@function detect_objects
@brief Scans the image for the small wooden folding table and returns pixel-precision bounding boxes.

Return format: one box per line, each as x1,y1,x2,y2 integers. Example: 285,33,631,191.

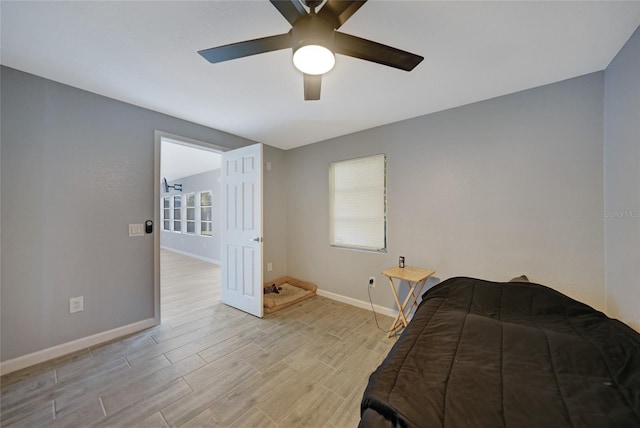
382,265,436,337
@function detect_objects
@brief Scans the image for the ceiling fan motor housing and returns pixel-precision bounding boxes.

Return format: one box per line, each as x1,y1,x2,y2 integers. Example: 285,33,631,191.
292,13,335,54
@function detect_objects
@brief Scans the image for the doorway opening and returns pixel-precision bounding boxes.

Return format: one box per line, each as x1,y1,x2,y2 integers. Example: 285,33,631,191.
160,249,220,324
155,132,225,324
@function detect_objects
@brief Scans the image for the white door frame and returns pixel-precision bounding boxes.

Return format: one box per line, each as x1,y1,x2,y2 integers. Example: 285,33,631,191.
153,130,229,324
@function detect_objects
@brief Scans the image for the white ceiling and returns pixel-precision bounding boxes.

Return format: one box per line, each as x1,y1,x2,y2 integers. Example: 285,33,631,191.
161,138,221,182
2,1,639,150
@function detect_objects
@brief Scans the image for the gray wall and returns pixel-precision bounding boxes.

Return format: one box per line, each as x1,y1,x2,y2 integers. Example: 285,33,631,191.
0,66,288,362
285,72,605,312
161,169,222,263
604,26,640,331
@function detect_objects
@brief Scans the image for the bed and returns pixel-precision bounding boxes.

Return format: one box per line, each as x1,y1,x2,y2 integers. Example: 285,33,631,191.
359,277,640,427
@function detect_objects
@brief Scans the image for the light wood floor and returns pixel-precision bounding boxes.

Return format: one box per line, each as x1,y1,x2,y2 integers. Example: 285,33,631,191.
0,250,396,427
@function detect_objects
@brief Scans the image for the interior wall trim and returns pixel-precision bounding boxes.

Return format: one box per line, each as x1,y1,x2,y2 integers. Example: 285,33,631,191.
316,288,398,318
160,246,220,265
0,318,156,376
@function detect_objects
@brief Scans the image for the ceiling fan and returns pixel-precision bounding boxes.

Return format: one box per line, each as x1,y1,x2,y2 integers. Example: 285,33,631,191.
198,0,424,100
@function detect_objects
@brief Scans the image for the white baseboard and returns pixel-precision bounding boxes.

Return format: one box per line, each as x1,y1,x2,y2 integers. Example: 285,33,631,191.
0,291,393,376
316,289,398,318
0,318,157,376
161,246,220,265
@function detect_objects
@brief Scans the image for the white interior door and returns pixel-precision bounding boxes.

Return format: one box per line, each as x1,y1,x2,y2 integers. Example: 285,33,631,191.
221,143,263,317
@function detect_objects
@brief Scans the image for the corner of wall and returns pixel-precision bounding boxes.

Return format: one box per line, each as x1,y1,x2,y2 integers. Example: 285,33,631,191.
602,25,640,329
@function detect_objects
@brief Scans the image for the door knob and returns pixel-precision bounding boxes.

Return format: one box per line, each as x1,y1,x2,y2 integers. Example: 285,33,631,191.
251,237,263,242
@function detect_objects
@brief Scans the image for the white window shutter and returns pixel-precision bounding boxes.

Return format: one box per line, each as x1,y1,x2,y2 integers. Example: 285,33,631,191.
330,154,386,252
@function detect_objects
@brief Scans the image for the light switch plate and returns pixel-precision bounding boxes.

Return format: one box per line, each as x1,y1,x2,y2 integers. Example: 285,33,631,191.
129,224,144,237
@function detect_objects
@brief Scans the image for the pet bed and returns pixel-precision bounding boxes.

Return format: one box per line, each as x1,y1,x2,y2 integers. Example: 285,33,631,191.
263,276,317,314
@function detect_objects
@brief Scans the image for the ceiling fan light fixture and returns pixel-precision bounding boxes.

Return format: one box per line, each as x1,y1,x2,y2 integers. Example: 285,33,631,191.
199,0,423,100
293,44,335,75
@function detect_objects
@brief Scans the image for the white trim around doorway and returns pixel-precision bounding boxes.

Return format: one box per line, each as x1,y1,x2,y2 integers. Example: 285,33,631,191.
153,130,228,324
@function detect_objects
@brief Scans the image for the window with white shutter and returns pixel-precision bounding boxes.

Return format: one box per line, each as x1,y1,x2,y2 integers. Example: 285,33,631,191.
329,154,386,252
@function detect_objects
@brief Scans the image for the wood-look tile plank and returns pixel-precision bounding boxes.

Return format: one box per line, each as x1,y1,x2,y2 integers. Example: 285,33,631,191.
250,322,306,351
248,326,280,350
0,370,56,415
254,359,334,423
2,356,128,422
50,396,105,428
54,354,171,415
151,322,210,344
277,385,343,427
165,307,221,329
134,411,170,428
90,378,192,427
55,355,131,385
125,330,206,367
197,328,261,363
364,333,397,357
295,303,337,326
325,311,371,339
1,399,54,427
101,354,205,414
182,343,262,391
164,324,258,364
246,333,310,372
322,344,381,399
208,365,292,426
282,333,340,371
0,349,89,389
157,308,243,341
324,381,366,428
178,409,224,428
161,363,259,427
354,313,396,338
162,281,216,298
228,407,276,428
317,331,369,369
162,298,218,320
1,395,55,426
89,331,157,361
278,319,323,339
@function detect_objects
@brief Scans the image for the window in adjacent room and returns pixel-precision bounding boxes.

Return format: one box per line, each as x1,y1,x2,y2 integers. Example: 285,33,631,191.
162,197,171,231
173,195,182,232
185,193,196,234
200,191,212,236
329,154,386,252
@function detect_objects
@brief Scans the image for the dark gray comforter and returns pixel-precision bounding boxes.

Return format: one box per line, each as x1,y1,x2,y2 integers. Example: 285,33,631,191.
359,277,640,427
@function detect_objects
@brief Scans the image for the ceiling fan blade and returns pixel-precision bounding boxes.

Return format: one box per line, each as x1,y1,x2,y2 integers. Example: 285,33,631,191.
333,32,423,71
304,74,321,100
270,0,307,26
198,33,291,63
318,0,367,29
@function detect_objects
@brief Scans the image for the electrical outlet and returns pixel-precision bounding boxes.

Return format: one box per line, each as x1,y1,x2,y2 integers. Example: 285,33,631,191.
70,296,83,314
369,276,376,287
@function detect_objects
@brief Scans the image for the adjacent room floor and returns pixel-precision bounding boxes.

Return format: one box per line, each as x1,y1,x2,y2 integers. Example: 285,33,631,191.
0,250,396,427
160,249,221,324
